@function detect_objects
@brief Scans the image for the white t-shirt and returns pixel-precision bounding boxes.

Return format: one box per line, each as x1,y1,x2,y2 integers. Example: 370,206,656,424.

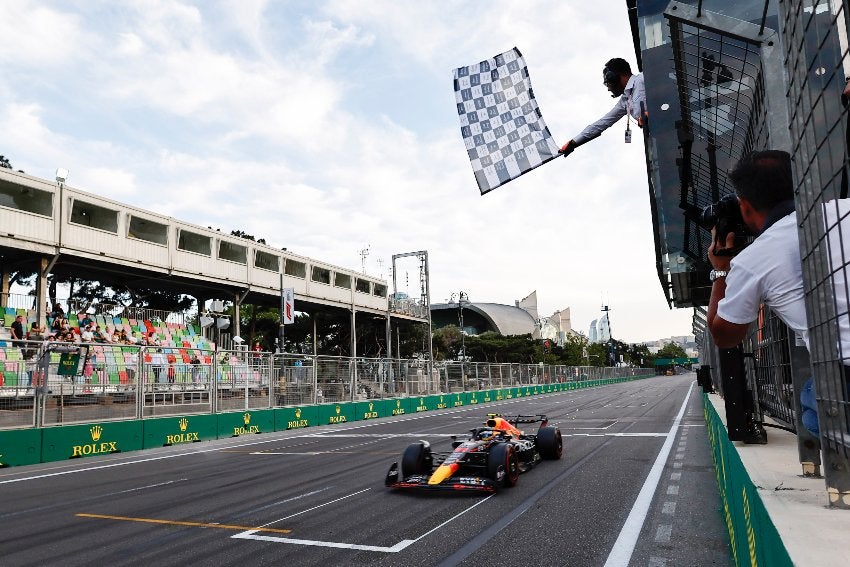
824,199,850,362
717,212,809,348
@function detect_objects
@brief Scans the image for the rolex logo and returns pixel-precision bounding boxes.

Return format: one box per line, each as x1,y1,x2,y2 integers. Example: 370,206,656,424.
179,418,189,432
90,425,103,442
369,403,374,412
243,412,251,425
440,396,444,403
420,398,424,405
396,400,401,408
335,405,341,415
295,408,302,419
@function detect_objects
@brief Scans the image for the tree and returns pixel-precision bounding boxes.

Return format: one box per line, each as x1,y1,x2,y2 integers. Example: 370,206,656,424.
0,154,11,169
655,341,688,360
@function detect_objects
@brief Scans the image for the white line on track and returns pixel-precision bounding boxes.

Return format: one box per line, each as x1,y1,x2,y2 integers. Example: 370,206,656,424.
603,380,695,567
232,493,495,553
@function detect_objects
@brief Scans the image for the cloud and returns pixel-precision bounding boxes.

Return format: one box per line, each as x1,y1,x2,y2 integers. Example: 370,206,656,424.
0,1,693,343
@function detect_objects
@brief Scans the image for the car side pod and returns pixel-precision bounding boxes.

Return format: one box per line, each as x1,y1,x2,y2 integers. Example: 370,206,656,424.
385,462,400,486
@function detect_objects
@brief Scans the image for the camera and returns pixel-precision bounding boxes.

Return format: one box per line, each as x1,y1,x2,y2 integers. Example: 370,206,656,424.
699,193,753,256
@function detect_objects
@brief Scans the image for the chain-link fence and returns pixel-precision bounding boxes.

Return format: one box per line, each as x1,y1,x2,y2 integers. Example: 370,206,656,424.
0,340,652,430
778,0,850,504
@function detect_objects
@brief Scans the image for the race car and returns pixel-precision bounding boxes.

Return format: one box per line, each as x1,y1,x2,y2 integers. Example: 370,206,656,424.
385,413,563,493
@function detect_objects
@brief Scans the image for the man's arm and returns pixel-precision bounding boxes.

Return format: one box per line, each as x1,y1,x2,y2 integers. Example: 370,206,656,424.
560,98,628,156
707,230,750,348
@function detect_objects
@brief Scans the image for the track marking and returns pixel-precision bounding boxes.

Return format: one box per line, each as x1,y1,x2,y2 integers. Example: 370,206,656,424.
232,493,495,553
603,381,695,567
76,513,292,534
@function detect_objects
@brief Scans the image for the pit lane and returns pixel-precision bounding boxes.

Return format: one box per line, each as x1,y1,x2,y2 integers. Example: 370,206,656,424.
0,374,731,566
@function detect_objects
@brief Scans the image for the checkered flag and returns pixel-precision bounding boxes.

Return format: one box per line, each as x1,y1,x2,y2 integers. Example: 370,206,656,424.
454,47,560,195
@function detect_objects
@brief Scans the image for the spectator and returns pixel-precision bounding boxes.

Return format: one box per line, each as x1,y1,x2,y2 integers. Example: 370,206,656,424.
10,315,25,346
80,323,94,342
50,315,67,336
147,331,160,346
93,325,109,343
25,322,45,360
190,353,202,383
49,302,65,319
79,313,93,329
119,329,129,344
152,348,166,383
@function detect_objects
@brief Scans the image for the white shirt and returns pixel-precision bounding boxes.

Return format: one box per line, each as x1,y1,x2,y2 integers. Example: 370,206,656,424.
717,213,809,348
823,199,850,362
573,72,645,146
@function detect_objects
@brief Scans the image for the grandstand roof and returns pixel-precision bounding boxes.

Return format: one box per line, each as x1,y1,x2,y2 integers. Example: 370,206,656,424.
431,302,537,336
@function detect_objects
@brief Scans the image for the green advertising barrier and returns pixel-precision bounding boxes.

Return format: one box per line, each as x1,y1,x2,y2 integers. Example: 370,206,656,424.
41,420,143,462
431,394,450,410
0,428,42,466
467,390,482,405
218,409,274,438
387,397,411,416
480,389,494,403
356,399,391,420
275,405,319,431
493,388,506,401
317,402,356,425
703,393,793,567
411,395,433,412
143,414,218,448
450,391,467,408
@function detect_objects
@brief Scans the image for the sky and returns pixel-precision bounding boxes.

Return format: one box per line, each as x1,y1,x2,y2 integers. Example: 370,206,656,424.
0,0,694,344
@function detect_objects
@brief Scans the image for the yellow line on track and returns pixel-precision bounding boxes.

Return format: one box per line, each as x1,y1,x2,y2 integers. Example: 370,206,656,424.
76,513,291,534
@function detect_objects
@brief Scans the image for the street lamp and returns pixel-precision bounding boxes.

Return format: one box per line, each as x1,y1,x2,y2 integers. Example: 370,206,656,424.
450,291,468,363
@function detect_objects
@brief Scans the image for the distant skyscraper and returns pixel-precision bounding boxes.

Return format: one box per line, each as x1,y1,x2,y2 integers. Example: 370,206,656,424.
598,314,611,343
588,319,598,343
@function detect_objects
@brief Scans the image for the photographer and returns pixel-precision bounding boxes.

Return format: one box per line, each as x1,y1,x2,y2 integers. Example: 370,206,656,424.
706,151,816,434
706,150,807,347
559,58,645,157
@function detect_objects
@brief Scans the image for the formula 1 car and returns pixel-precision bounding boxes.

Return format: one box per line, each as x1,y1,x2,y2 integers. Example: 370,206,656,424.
385,413,563,493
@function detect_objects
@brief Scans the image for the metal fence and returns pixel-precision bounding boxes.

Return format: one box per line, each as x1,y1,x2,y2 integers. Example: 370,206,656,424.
778,0,850,505
0,341,652,430
666,0,850,506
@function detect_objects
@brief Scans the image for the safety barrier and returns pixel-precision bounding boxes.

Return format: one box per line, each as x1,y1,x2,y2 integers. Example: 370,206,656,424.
0,369,654,467
703,392,793,567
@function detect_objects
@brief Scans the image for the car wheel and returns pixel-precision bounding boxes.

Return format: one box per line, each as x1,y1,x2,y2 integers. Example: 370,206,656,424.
488,442,519,487
401,441,431,476
537,426,563,460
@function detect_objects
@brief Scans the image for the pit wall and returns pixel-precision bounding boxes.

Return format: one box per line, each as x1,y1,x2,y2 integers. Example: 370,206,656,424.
0,376,654,468
703,393,793,567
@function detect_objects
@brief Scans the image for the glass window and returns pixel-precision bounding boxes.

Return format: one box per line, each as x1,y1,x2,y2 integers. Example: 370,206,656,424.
355,278,371,294
285,259,306,278
373,283,387,298
0,179,53,217
334,273,351,289
219,240,247,264
254,250,279,272
128,216,168,245
311,266,331,285
177,229,211,256
70,199,118,233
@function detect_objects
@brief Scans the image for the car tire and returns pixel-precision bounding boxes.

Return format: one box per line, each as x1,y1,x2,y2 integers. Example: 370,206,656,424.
401,441,431,476
488,442,519,487
537,426,563,460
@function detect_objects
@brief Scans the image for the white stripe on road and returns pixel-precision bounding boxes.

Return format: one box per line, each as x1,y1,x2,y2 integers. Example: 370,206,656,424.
603,380,695,567
232,492,495,553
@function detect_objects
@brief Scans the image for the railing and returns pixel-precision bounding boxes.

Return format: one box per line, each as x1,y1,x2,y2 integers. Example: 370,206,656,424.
0,341,653,429
0,292,184,326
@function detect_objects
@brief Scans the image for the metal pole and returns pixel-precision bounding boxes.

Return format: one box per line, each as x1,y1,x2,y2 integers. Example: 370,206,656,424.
279,272,285,352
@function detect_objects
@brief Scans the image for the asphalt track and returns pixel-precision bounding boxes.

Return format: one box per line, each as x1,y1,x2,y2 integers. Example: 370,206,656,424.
0,373,732,566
